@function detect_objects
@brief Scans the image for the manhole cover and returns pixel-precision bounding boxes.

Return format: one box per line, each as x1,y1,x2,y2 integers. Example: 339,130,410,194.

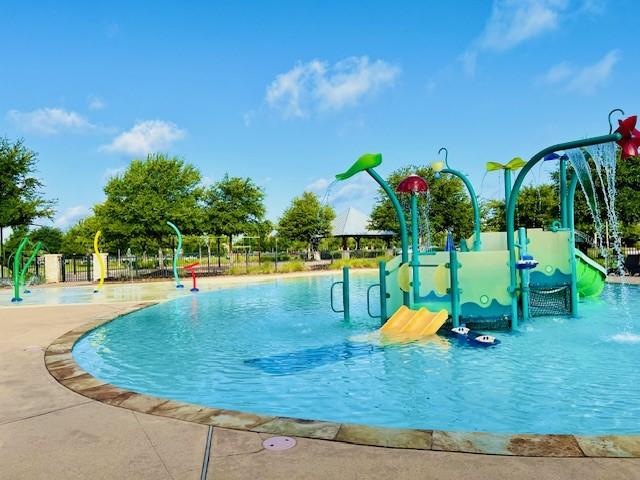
263,436,296,451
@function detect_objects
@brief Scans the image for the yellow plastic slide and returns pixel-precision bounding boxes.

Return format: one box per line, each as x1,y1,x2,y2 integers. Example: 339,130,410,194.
380,305,448,338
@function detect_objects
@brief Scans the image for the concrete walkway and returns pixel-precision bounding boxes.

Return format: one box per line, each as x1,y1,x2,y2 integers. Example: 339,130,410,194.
1,304,639,479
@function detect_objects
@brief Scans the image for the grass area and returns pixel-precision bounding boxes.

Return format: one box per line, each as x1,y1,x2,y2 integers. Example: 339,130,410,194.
327,256,388,270
228,260,308,275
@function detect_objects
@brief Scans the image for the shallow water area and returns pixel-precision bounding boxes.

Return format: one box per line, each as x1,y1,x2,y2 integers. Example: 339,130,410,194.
72,273,640,435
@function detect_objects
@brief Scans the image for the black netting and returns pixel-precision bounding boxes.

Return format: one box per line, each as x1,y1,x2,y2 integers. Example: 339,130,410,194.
529,286,572,317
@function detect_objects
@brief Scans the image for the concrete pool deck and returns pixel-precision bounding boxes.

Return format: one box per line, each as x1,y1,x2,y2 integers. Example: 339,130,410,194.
1,275,640,479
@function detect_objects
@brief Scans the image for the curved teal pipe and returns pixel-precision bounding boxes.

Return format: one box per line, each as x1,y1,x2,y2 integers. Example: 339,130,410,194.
366,168,410,307
166,221,184,288
505,133,621,329
441,168,481,251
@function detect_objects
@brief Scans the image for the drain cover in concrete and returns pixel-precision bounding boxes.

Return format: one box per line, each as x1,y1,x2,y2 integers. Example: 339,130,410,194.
263,436,296,451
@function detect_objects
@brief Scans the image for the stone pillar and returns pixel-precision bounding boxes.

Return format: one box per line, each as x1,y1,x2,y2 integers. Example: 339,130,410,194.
341,250,350,260
92,253,108,281
44,254,62,284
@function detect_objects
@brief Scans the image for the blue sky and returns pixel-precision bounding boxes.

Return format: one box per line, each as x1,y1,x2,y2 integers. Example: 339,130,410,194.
1,0,637,228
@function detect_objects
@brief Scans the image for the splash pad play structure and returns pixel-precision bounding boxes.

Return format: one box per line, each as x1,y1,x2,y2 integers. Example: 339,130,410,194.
331,110,639,335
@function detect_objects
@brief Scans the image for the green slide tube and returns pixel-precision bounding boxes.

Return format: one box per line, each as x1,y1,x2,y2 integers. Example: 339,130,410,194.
575,250,606,298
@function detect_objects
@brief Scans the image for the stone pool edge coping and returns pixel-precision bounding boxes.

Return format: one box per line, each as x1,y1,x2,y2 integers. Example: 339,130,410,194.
45,303,640,458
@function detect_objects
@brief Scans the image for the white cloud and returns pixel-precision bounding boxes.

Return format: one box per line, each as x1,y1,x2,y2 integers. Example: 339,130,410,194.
305,175,377,208
538,62,572,84
100,120,186,156
567,50,619,94
265,56,400,118
7,107,94,134
88,96,106,110
305,178,331,192
55,205,91,228
461,0,597,76
538,50,619,94
480,0,567,52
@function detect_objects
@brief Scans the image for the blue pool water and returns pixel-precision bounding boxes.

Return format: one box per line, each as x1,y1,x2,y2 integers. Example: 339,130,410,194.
73,273,640,435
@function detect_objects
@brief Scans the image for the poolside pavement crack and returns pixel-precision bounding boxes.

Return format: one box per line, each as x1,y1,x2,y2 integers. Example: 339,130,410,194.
0,400,93,426
133,412,176,480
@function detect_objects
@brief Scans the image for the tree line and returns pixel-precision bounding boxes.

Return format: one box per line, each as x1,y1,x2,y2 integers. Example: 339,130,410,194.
1,137,639,271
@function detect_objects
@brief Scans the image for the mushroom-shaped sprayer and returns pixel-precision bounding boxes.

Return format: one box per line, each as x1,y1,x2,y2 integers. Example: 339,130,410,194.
396,175,429,302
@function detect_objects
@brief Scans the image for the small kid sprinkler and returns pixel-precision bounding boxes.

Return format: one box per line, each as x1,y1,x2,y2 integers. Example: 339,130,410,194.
93,230,106,293
184,262,200,292
166,221,184,289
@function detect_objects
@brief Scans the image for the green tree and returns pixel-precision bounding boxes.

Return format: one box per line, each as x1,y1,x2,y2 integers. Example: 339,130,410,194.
482,184,559,232
278,192,335,253
202,175,266,262
615,155,640,244
61,216,100,255
0,138,55,275
368,165,473,246
30,226,63,253
94,154,203,253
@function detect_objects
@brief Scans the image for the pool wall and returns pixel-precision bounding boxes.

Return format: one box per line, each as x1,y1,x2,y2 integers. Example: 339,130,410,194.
45,305,640,458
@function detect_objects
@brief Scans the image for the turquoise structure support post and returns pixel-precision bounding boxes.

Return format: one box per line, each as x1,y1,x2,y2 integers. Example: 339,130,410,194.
410,192,420,302
567,173,579,315
560,157,568,228
517,227,530,322
506,133,621,330
342,266,350,321
166,221,184,288
20,241,42,293
448,248,460,327
379,260,387,325
11,236,29,303
366,168,410,306
504,169,512,228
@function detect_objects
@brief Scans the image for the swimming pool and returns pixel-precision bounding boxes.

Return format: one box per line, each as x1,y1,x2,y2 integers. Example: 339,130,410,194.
72,272,640,435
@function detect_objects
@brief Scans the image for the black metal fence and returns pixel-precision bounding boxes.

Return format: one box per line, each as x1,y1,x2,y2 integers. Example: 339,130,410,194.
0,255,45,286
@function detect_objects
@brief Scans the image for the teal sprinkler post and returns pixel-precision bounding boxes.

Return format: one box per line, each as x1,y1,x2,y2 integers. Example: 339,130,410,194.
448,248,461,327
516,228,531,322
20,241,42,294
11,236,30,302
166,221,184,288
378,260,388,323
333,152,410,307
567,173,580,315
506,132,622,330
432,148,481,251
396,175,429,303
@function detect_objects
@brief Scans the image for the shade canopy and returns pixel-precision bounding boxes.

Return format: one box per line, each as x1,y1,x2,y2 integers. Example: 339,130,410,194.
331,207,394,238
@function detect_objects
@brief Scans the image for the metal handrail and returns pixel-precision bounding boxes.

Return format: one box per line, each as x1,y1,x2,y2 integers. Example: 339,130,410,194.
330,281,344,313
367,284,381,318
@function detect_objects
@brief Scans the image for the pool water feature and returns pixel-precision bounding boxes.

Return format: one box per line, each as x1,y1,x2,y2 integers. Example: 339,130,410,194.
73,273,640,435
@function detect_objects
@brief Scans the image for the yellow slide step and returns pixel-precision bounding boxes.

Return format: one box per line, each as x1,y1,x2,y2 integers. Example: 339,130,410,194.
380,305,448,339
